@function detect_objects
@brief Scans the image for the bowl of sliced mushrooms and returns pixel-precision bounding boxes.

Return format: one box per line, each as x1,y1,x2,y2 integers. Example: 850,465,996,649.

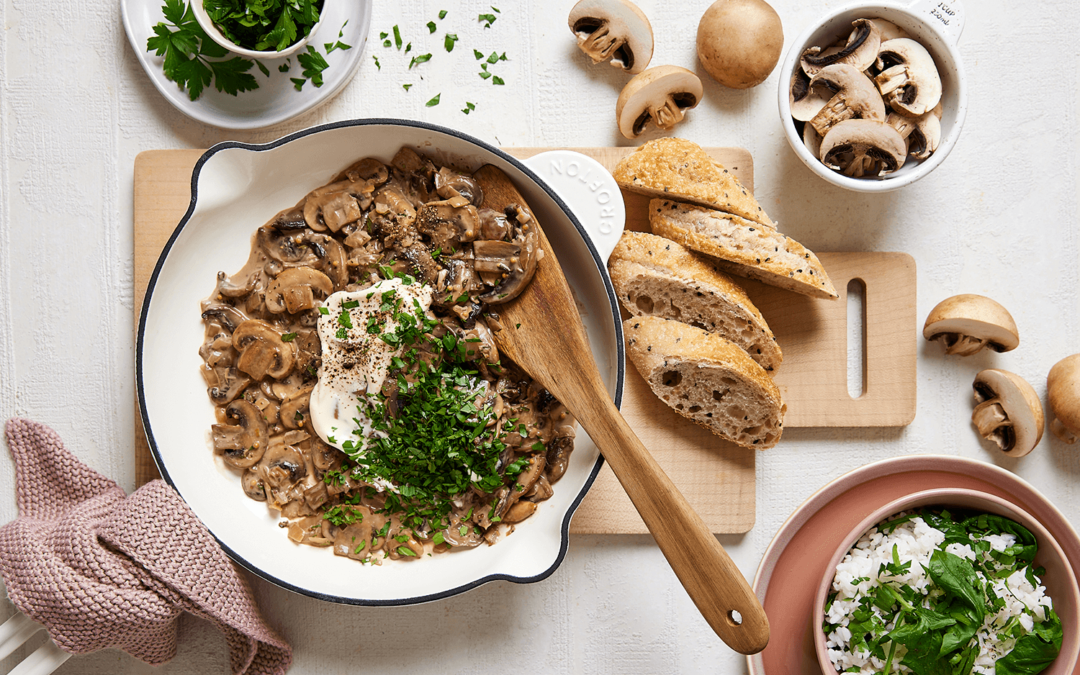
778,0,967,191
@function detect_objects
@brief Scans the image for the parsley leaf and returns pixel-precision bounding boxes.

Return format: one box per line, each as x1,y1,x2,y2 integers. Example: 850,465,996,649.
426,93,441,107
444,33,458,52
478,12,497,27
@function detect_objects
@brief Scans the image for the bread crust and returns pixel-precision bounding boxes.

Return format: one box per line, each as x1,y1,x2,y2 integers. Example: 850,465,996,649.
649,199,838,300
612,138,775,229
624,316,785,449
609,231,782,371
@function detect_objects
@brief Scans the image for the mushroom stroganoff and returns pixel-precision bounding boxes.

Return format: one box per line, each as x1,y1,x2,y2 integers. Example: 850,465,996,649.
198,148,576,564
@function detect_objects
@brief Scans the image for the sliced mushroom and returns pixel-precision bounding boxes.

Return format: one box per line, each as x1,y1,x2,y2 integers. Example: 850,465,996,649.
478,205,540,304
808,64,886,137
265,267,334,314
800,19,882,75
504,501,538,524
343,157,390,186
259,443,307,491
568,0,653,74
820,119,907,178
1048,355,1080,443
241,468,267,501
789,68,830,122
923,295,1019,356
545,436,574,483
201,303,251,333
232,320,297,380
208,366,251,404
972,370,1044,457
803,122,823,159
887,111,941,160
304,184,363,233
212,399,269,469
435,167,484,206
870,18,909,42
874,38,942,117
416,200,481,251
279,385,314,429
214,270,256,299
615,65,703,139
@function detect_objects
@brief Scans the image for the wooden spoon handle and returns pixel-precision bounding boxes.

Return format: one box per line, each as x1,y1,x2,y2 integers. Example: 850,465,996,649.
570,381,770,654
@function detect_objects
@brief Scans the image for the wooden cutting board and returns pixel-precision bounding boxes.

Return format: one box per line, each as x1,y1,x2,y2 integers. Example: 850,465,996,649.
133,147,916,535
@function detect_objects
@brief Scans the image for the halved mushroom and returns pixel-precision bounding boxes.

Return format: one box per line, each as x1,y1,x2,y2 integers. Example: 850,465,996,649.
265,267,334,314
568,0,653,74
800,19,882,75
232,320,297,379
972,370,1044,457
615,65,702,139
874,38,942,117
1048,355,1080,443
820,119,907,178
923,295,1019,356
343,157,390,186
808,64,886,137
887,111,941,160
478,205,540,304
212,399,269,469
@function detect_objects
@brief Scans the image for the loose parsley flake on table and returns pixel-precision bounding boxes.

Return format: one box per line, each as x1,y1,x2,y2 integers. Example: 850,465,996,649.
426,94,441,107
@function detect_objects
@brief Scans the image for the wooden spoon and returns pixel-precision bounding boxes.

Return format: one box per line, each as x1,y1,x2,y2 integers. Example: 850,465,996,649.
475,164,770,654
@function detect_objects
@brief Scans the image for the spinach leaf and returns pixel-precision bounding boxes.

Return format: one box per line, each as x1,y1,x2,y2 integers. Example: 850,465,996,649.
962,514,1038,565
928,550,986,622
994,610,1062,674
889,608,956,675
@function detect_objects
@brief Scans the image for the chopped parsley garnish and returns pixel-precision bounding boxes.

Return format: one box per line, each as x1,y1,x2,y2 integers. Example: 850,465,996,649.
427,21,437,33
281,332,297,342
426,93,441,107
439,9,448,19
478,12,497,27
444,33,459,52
462,101,476,114
409,53,432,69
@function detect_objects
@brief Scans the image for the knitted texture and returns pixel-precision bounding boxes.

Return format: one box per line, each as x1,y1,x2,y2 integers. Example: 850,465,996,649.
0,419,292,674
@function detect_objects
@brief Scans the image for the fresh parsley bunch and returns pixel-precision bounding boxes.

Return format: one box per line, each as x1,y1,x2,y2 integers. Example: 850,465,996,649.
147,0,260,101
203,0,322,52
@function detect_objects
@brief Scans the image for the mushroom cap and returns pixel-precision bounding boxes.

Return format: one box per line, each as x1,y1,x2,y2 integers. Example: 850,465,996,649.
923,294,1019,355
874,38,942,117
695,0,784,89
869,18,910,42
802,122,823,160
819,119,907,177
800,19,882,75
615,65,703,138
1048,354,1080,442
568,0,654,74
972,369,1044,458
808,64,886,137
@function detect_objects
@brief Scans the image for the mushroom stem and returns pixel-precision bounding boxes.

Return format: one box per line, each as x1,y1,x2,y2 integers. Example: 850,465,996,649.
1051,418,1077,444
942,334,989,356
580,24,621,61
972,400,1009,443
874,65,908,96
650,98,685,129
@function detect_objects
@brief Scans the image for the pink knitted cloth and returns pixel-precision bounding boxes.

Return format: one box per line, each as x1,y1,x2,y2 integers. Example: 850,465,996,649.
0,419,292,674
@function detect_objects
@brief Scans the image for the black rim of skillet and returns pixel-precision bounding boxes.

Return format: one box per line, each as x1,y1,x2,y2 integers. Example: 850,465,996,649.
136,117,626,606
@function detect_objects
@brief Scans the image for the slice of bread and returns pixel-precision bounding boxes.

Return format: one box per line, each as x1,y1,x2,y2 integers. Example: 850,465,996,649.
612,138,776,230
649,199,838,300
609,231,782,372
625,316,785,449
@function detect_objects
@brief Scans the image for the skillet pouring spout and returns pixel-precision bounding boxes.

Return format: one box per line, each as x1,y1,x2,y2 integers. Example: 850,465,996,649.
474,164,770,655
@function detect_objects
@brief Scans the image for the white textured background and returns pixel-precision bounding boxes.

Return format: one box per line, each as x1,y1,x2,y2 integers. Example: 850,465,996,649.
2,0,1079,672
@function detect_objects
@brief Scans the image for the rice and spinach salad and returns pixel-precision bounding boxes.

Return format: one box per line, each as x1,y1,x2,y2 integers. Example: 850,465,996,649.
824,508,1063,675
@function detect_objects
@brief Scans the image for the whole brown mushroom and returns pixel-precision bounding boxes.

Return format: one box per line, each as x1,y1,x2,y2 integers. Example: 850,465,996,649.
1048,354,1080,443
696,0,784,89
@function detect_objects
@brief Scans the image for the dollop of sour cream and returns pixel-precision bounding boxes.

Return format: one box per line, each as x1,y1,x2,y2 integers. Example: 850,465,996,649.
309,278,433,452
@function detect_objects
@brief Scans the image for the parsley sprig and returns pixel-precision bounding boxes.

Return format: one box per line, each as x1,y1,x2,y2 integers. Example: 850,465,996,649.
147,0,258,101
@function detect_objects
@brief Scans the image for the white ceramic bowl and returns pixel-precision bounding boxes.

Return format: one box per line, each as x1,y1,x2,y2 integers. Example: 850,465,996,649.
191,0,326,59
137,119,625,605
813,488,1080,674
778,0,968,192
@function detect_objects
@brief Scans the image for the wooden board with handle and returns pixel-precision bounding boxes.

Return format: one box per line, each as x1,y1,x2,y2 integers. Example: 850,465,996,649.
132,147,916,535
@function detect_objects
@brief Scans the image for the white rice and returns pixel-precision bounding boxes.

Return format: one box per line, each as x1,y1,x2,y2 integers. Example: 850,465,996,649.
824,513,1055,675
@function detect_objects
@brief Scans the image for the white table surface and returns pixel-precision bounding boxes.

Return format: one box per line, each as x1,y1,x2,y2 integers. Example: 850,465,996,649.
2,1,1078,673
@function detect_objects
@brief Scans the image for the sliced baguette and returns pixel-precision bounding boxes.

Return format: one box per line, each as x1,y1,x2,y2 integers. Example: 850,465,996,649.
612,137,776,230
625,316,785,449
609,231,782,372
649,199,838,300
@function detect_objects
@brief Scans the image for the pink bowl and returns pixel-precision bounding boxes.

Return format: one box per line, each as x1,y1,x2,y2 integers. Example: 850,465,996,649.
813,488,1079,674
